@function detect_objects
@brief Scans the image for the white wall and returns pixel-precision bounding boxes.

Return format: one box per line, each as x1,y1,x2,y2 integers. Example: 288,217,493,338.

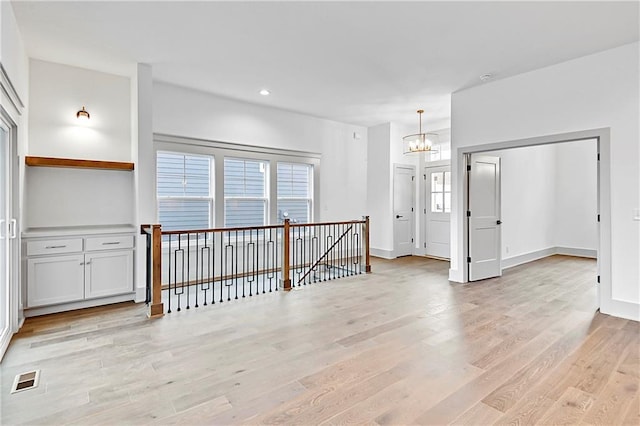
28,59,132,162
1,1,29,105
366,123,392,253
451,42,639,320
365,121,421,257
484,140,597,266
484,145,557,261
25,167,134,228
25,59,135,229
152,82,368,223
554,140,598,250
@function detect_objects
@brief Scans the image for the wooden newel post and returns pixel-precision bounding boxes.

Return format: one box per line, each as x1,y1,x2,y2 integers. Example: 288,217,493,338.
364,215,371,273
281,218,292,291
149,224,164,318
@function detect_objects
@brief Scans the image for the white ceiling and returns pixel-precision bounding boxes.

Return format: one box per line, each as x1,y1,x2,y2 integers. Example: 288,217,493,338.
10,1,640,129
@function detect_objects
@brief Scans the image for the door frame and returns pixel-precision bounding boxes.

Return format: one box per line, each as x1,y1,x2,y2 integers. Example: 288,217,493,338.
0,108,19,361
392,163,416,257
458,128,615,315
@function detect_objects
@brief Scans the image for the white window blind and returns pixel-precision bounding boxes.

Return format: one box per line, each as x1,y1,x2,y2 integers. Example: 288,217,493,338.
224,158,267,227
157,152,213,231
277,162,312,224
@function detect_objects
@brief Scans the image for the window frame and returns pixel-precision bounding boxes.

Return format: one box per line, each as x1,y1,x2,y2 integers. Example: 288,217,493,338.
223,157,269,228
154,134,320,229
156,150,215,231
276,161,314,224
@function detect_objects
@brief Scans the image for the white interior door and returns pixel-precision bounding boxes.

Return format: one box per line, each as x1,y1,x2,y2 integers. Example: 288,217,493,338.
425,165,451,259
468,155,501,281
393,165,415,257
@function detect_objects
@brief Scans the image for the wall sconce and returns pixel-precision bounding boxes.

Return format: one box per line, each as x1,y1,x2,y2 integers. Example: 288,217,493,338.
76,106,90,120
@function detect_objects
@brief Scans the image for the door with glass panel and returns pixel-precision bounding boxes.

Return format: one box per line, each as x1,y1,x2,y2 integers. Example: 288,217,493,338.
425,165,451,259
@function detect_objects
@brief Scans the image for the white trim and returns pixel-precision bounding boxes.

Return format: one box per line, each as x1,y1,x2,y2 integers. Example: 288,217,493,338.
455,128,620,318
555,247,597,259
0,63,25,116
501,247,557,270
155,133,321,159
501,247,597,270
135,286,146,303
370,248,395,259
0,328,11,362
24,293,136,317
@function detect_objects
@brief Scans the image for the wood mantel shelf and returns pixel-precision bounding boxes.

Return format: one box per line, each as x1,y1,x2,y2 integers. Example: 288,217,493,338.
25,156,134,171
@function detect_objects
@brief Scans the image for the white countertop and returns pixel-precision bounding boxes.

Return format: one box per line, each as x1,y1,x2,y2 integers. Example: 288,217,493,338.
22,224,137,238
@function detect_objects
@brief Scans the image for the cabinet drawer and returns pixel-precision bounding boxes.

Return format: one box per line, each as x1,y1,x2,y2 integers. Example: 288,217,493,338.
85,235,134,251
27,238,83,256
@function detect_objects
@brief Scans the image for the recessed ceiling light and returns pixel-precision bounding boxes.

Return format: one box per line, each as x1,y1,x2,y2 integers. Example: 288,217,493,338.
259,89,270,96
480,74,493,82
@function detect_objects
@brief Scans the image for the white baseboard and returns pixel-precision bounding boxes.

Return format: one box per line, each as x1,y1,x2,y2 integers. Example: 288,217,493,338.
135,286,147,303
370,248,395,259
501,247,557,270
0,329,12,363
24,293,136,317
601,299,640,322
555,247,597,258
502,246,597,270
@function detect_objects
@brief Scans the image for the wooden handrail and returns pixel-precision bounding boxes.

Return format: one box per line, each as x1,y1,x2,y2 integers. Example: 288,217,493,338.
161,223,283,235
289,219,366,228
159,219,366,235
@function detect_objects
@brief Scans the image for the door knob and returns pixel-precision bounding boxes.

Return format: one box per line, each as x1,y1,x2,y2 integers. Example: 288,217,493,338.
497,220,502,225
396,215,403,219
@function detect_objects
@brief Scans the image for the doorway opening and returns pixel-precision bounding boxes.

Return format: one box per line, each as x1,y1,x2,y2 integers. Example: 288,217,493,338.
460,128,609,313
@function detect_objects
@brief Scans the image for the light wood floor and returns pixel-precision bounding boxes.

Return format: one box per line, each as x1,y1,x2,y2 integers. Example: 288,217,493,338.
1,255,638,425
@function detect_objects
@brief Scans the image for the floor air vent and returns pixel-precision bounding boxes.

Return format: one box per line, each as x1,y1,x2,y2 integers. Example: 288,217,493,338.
11,370,40,394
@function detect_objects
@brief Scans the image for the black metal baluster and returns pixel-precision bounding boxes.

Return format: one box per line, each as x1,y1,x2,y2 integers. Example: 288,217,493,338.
214,232,216,305
219,231,224,303
242,230,246,298
194,232,199,308
175,236,184,312
167,234,172,313
234,230,239,300
247,230,254,297
186,233,191,309
269,228,283,291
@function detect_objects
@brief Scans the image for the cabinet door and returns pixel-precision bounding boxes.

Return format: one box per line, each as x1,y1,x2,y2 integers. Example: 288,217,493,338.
27,255,85,307
85,250,133,299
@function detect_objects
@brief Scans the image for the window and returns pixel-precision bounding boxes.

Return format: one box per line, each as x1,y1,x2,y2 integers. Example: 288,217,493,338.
431,171,451,213
157,152,213,231
224,158,267,227
277,162,313,223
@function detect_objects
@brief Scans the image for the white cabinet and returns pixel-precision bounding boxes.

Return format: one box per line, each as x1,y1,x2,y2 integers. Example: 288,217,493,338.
85,250,133,299
27,254,85,307
24,230,135,312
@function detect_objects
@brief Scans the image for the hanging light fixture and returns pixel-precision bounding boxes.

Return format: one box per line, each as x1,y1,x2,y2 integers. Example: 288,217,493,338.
402,109,439,154
76,106,90,120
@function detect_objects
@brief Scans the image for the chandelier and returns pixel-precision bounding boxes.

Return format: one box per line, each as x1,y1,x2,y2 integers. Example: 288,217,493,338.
402,109,439,154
